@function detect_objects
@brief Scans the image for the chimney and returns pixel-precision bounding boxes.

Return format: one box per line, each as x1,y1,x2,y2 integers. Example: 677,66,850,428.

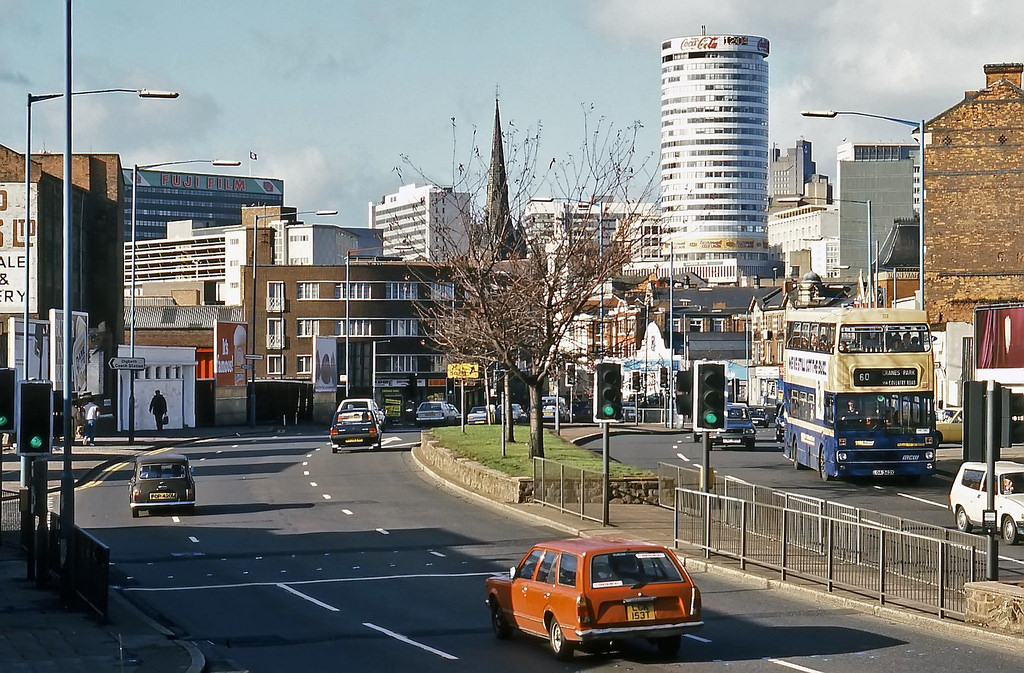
984,62,1023,88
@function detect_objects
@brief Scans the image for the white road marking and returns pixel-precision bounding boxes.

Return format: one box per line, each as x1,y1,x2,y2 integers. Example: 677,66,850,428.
309,482,318,487
172,516,180,523
363,622,458,660
121,570,495,593
342,509,353,516
676,452,691,462
303,461,308,466
999,554,1024,566
897,492,950,509
873,485,884,490
429,551,445,558
303,471,309,476
277,583,340,612
188,536,199,543
381,437,401,445
323,494,332,500
685,633,711,643
377,528,390,535
766,658,826,673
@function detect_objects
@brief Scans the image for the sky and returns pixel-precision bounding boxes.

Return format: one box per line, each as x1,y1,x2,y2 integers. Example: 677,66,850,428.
2,0,1023,227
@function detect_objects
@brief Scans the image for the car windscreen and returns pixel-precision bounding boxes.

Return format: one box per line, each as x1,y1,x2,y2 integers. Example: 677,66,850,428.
727,407,747,420
337,411,371,423
589,550,684,588
139,463,187,480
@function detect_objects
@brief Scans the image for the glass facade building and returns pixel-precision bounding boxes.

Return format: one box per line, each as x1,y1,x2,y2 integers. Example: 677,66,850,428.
661,34,771,282
123,169,284,240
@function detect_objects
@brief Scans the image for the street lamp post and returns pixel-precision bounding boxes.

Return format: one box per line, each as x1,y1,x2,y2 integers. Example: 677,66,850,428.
129,158,238,442
249,209,337,427
371,339,391,408
801,109,926,311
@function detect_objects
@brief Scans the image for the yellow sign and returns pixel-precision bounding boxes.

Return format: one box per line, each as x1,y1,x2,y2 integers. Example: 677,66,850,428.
447,363,480,380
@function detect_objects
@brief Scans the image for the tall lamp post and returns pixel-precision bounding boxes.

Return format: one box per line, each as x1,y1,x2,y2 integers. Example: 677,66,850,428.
250,209,337,427
801,110,926,311
128,158,238,442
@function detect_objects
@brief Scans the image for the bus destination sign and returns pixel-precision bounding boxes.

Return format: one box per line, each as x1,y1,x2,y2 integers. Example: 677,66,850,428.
853,367,918,387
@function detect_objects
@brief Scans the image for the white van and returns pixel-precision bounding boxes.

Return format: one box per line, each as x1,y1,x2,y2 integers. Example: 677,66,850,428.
949,460,1024,543
541,396,570,422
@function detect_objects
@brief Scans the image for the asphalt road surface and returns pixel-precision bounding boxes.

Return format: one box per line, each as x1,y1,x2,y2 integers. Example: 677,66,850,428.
74,427,1022,672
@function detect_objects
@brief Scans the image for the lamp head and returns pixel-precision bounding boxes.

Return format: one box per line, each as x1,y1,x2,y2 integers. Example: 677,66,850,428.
212,160,241,166
139,89,180,99
800,110,838,118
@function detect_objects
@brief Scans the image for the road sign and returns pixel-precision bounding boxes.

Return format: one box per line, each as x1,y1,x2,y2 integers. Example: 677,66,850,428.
244,354,264,360
447,363,480,380
108,357,146,371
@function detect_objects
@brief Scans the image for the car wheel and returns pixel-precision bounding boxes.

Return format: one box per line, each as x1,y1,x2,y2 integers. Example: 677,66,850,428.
955,506,973,533
547,617,574,660
489,600,511,639
745,440,754,451
332,446,338,454
131,508,139,518
183,504,195,515
655,634,681,657
790,437,802,469
1002,516,1019,545
818,448,832,482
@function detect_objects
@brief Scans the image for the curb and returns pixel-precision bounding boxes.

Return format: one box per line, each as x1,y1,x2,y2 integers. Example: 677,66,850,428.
107,590,205,673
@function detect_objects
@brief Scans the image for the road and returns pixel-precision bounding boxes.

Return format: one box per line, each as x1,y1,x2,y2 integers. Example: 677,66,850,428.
73,426,1022,672
581,425,1024,577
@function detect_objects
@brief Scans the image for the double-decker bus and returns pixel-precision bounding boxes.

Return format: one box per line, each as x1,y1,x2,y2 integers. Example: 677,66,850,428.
780,306,938,481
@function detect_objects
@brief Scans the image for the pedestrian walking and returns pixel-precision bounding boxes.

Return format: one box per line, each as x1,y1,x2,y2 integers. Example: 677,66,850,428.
83,398,100,446
149,390,168,431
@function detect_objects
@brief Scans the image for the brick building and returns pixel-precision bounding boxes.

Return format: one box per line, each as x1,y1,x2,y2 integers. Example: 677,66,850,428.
925,63,1024,324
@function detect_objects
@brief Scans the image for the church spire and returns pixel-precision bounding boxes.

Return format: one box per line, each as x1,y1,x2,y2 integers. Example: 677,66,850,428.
486,98,519,259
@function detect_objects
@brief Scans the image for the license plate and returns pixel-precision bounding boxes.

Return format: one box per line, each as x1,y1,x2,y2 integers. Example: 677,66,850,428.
345,438,363,444
150,492,176,501
724,438,741,443
872,469,896,476
626,602,655,621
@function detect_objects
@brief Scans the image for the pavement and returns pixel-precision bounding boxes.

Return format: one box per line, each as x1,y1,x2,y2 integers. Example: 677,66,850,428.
0,422,1017,671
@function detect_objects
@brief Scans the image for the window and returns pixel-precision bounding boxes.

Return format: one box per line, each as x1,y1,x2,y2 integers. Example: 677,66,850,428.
385,319,418,336
348,282,371,299
385,282,418,300
268,355,283,375
557,554,578,587
518,549,543,581
534,551,557,584
384,355,416,373
347,319,372,337
296,319,317,337
333,283,345,299
296,282,319,300
297,355,312,374
430,282,455,300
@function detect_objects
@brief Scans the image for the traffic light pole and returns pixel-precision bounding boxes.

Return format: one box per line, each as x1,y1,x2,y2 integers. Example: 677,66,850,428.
601,421,610,526
986,379,999,581
701,432,712,493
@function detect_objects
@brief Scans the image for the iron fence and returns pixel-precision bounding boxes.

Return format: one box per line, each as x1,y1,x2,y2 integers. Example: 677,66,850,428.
532,457,604,523
673,487,984,619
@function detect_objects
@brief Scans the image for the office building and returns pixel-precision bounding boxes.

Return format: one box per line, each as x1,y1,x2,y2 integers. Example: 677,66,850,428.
368,183,470,260
660,33,772,283
770,140,817,199
123,168,283,240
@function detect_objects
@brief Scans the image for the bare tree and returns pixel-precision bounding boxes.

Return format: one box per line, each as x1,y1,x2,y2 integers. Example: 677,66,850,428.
408,105,657,457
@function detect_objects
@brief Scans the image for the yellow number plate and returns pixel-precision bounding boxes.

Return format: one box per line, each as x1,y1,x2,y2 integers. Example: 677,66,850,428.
150,492,176,501
345,438,363,444
626,602,655,621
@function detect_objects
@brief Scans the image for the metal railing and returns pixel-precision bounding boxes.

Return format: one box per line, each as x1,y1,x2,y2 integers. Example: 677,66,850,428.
672,487,985,619
532,457,604,523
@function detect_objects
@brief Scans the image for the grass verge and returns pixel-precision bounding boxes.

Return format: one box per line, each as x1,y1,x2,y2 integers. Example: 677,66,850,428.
426,425,653,478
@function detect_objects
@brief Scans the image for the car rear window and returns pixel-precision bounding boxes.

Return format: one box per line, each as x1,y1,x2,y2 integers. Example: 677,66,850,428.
419,403,441,411
337,411,371,423
727,407,747,420
589,550,684,588
139,462,187,479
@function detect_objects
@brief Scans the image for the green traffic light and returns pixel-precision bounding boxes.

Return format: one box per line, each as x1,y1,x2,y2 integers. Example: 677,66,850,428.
703,412,719,425
602,404,615,417
0,414,8,426
29,435,43,449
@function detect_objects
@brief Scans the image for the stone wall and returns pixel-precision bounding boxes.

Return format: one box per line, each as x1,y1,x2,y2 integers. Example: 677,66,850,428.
964,581,1024,635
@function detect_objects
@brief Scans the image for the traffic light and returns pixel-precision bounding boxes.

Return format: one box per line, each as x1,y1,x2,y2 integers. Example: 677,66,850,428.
659,367,668,389
631,371,641,391
594,362,623,422
17,380,53,455
446,378,455,397
1006,391,1024,446
0,368,14,433
694,362,726,431
676,368,693,416
565,363,576,387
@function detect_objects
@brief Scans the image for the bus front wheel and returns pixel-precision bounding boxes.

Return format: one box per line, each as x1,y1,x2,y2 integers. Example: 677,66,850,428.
790,438,803,470
818,449,832,482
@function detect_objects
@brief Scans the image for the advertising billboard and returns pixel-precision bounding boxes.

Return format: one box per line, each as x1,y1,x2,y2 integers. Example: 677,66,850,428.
976,304,1024,385
313,336,337,393
215,321,248,387
0,183,38,313
48,310,89,393
6,317,49,381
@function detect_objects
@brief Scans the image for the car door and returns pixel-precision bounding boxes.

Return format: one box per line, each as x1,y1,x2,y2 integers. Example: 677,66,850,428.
509,548,544,633
960,468,986,525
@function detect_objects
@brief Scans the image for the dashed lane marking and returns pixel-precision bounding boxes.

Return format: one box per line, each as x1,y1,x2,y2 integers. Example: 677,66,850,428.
363,622,458,660
767,658,825,673
277,583,340,612
896,492,950,509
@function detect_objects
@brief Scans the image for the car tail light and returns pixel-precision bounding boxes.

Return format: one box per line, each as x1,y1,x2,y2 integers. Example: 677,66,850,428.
330,428,338,436
369,427,378,437
576,595,593,625
690,585,702,618
132,489,140,501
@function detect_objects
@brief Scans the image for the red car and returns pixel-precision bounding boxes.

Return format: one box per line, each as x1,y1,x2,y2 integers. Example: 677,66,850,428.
485,538,703,659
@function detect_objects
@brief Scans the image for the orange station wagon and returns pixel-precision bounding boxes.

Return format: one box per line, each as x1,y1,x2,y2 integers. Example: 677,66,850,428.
485,538,703,659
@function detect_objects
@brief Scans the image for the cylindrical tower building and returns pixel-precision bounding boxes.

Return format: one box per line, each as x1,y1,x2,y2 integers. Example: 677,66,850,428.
661,34,771,283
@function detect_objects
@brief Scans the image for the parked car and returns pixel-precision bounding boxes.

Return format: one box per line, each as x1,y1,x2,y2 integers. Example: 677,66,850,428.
467,406,491,424
775,408,786,443
541,395,570,423
485,538,703,660
570,398,593,423
129,453,196,518
936,408,963,444
709,404,756,450
416,401,461,426
622,404,638,423
950,461,1024,543
748,406,770,428
329,408,383,452
336,398,386,430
